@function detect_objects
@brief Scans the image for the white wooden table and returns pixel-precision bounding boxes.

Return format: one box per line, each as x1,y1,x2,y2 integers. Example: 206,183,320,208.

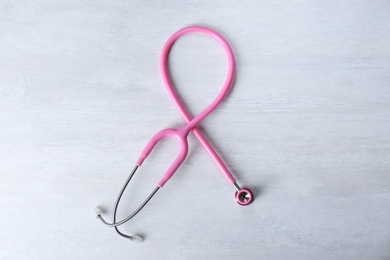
1,1,389,259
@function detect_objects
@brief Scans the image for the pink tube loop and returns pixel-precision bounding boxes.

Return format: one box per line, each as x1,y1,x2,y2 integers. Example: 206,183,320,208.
138,26,237,187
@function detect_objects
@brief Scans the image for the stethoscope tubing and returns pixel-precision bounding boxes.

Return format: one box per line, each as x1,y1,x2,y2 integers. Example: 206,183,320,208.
159,26,237,184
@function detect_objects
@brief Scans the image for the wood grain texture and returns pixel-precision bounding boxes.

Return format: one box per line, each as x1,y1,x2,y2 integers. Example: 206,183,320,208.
1,1,389,259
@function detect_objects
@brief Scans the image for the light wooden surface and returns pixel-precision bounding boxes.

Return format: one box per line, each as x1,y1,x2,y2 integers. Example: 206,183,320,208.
1,1,390,259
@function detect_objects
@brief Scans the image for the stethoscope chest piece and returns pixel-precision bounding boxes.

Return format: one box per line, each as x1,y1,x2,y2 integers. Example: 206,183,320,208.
235,188,254,206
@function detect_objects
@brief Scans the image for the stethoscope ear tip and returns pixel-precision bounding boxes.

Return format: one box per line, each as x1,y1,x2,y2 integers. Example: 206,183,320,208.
93,206,105,216
130,235,143,243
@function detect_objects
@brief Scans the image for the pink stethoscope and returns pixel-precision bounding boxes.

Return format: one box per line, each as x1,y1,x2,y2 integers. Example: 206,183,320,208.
95,26,254,242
